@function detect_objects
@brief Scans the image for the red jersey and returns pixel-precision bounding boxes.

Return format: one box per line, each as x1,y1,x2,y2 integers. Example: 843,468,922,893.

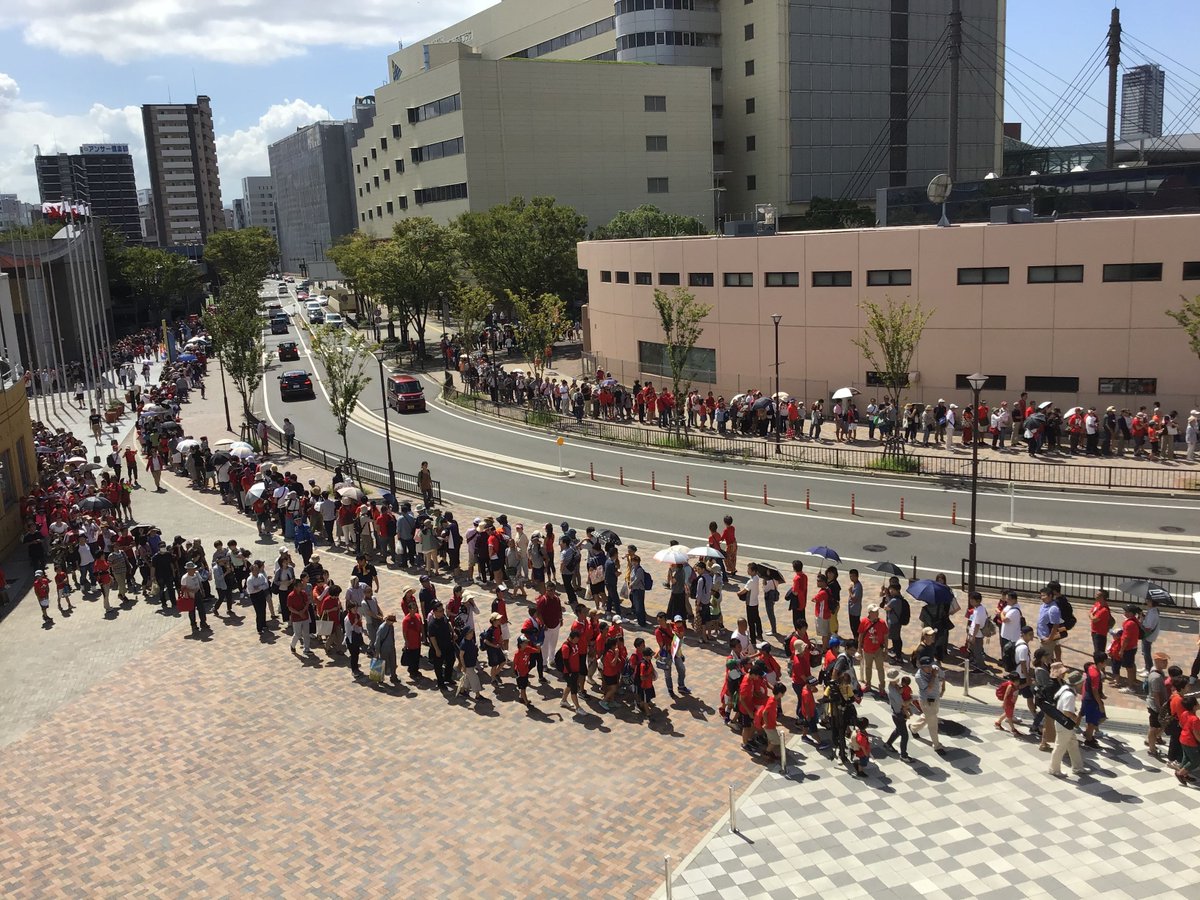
1120,617,1140,652
854,730,871,759
94,558,112,585
721,525,736,547
601,649,623,677
491,596,508,624
859,618,888,654
813,588,831,621
401,612,423,650
1090,602,1113,636
34,576,50,599
54,571,69,590
636,653,655,689
513,645,538,677
799,685,817,720
654,624,673,653
738,674,769,715
286,588,309,622
560,640,583,673
754,694,779,730
758,650,782,682
791,645,812,684
791,572,808,611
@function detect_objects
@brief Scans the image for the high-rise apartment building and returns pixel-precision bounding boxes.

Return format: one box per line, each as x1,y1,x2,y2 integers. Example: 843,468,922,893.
239,176,278,239
0,194,25,229
269,98,376,281
137,188,156,243
351,0,1003,233
142,95,224,247
1121,63,1165,139
33,145,142,243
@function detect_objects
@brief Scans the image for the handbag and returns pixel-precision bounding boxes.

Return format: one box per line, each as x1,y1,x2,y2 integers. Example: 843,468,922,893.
619,582,629,600
369,657,385,683
316,619,334,638
177,592,195,613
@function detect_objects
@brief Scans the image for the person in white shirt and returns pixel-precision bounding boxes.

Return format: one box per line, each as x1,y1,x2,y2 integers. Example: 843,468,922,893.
737,564,764,644
999,591,1023,663
1139,597,1161,675
1049,670,1086,777
944,405,958,451
180,561,207,632
966,592,988,672
245,561,271,634
730,618,752,657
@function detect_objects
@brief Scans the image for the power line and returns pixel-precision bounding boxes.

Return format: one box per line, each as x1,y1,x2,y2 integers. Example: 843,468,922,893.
975,42,1099,147
1024,42,1109,147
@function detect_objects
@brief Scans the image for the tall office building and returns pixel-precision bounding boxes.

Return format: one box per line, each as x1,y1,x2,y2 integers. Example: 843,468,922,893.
269,98,375,281
142,95,224,247
0,194,26,229
239,176,278,239
352,0,1003,232
137,188,156,243
1121,63,1165,139
33,145,142,243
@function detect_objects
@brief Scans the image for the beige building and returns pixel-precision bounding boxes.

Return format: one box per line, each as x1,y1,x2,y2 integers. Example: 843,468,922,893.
578,213,1200,414
142,95,224,247
354,39,712,234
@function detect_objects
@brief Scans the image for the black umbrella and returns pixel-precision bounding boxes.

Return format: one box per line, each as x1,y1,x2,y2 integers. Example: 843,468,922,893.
597,528,621,547
211,451,231,465
1024,411,1047,430
752,396,773,411
869,561,906,577
1118,580,1174,605
759,565,786,583
79,496,113,511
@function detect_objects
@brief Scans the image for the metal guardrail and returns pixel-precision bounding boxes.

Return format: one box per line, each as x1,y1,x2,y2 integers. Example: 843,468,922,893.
963,559,1200,614
444,385,1199,492
258,423,441,505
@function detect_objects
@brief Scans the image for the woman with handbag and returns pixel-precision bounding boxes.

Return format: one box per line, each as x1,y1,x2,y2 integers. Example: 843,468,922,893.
374,614,399,685
316,584,342,654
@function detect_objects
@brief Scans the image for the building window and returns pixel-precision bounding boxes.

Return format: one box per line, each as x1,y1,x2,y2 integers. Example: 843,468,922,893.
644,95,667,112
723,272,753,287
392,124,402,139
746,135,756,152
407,93,462,123
358,187,363,197
647,177,669,193
635,272,652,285
744,23,754,40
1024,375,1080,393
367,210,373,220
646,135,668,152
616,271,630,284
410,136,465,164
957,266,1009,285
745,97,756,114
866,371,910,388
746,175,757,191
619,31,721,51
867,269,912,286
659,272,680,285
413,182,468,204
1102,262,1162,282
361,212,366,222
712,105,723,119
373,176,380,187
1098,377,1157,395
383,169,390,182
812,270,852,287
713,141,725,155
638,340,717,382
511,14,618,58
600,270,612,283
765,271,800,287
745,59,755,76
395,159,405,174
371,148,377,160
376,205,383,217
955,374,1007,391
1028,265,1083,284
386,201,393,214
398,195,408,210
712,68,722,82
689,272,715,287
380,137,388,151
364,183,370,194
355,163,360,174
1183,261,1200,280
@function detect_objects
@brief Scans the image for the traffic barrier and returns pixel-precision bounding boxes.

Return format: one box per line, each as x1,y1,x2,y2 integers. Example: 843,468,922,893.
952,502,957,525
723,479,729,501
619,466,624,486
651,470,656,491
851,492,856,516
589,461,595,481
805,488,810,510
686,474,691,496
763,484,768,505
900,497,905,520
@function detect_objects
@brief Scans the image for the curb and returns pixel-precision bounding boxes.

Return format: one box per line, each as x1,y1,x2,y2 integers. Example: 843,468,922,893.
995,521,1200,548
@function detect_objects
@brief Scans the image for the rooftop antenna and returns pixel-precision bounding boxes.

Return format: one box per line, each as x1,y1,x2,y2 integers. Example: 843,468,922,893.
192,68,198,97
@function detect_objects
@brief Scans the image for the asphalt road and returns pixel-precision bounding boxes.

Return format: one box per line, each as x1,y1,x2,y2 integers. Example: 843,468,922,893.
257,283,1200,605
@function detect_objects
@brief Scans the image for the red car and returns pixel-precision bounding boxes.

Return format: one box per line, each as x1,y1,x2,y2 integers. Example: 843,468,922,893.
387,373,426,413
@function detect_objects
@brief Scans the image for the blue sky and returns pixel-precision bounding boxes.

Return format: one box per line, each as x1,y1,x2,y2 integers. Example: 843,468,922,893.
2,1,1198,205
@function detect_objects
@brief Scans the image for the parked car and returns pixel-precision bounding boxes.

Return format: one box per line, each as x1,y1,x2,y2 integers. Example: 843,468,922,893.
277,341,300,361
278,369,315,400
387,372,426,413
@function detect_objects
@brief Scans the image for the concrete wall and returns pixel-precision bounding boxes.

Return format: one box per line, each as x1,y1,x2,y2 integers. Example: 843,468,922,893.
0,378,36,557
578,214,1200,414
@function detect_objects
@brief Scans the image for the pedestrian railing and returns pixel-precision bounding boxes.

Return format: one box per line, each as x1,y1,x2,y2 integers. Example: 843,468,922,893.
258,422,441,505
443,385,1199,492
962,559,1200,614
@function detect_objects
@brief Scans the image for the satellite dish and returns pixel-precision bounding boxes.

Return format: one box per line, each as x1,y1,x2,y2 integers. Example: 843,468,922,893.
927,174,953,227
927,173,953,204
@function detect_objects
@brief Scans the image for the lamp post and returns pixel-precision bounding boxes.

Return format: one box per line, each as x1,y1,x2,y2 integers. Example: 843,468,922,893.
771,314,782,454
964,371,988,694
439,290,448,371
374,348,398,499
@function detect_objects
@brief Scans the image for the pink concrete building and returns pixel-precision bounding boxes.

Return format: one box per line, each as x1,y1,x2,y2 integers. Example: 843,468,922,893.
578,214,1200,414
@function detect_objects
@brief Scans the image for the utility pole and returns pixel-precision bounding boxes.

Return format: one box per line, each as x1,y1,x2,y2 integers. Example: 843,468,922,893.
947,0,962,181
1106,6,1122,169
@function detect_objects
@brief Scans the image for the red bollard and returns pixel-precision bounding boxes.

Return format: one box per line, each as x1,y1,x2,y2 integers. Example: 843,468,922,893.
590,461,595,481
951,502,957,525
763,484,768,505
651,470,656,491
686,474,691,496
851,492,856,516
805,488,811,510
900,497,905,520
723,479,729,501
619,466,624,486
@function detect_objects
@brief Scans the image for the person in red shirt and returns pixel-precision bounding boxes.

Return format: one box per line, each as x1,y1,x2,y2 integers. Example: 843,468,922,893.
1175,696,1200,784
790,626,814,688
1089,589,1114,657
401,598,424,682
512,635,539,705
812,573,832,652
738,662,770,749
789,560,809,632
756,642,782,685
632,637,657,717
858,606,890,693
797,681,818,741
720,515,738,576
122,446,139,484
33,570,52,623
490,589,510,652
94,555,113,612
755,682,787,761
1116,605,1141,689
558,627,584,711
53,565,72,614
599,635,624,711
287,577,312,654
852,717,871,777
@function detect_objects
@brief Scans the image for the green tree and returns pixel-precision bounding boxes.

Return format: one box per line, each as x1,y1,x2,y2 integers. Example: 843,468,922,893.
792,197,875,231
203,227,279,297
652,287,712,439
390,218,459,356
453,283,496,356
326,230,377,320
592,204,708,239
508,290,566,381
851,297,933,456
1167,294,1200,364
0,222,60,242
454,196,586,310
201,284,265,425
309,325,377,467
121,246,203,318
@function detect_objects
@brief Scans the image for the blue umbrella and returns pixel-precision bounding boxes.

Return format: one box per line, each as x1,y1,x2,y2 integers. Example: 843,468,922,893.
177,353,198,362
907,579,954,604
805,546,841,562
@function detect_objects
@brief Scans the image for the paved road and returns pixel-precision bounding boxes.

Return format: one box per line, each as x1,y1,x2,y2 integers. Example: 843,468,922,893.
263,286,1200,596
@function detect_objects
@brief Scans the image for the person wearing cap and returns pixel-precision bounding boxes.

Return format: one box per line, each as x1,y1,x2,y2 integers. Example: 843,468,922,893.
33,569,52,623
456,626,483,701
481,613,506,687
180,560,207,633
519,610,547,683
400,595,424,682
1146,652,1170,757
527,525,546,590
966,592,989,674
738,662,771,750
287,573,312,655
912,657,946,755
427,602,457,690
1049,670,1087,777
558,627,584,711
883,669,913,760
859,606,889,693
631,637,658,717
1186,411,1199,462
511,635,539,705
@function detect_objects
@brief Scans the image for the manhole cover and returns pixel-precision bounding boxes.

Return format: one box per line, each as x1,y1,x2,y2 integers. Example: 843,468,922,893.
1160,526,1186,534
863,544,887,553
1148,565,1177,576
886,530,911,538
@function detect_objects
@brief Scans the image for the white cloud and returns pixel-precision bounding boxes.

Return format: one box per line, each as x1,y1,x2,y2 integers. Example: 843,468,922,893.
0,72,330,207
7,0,497,65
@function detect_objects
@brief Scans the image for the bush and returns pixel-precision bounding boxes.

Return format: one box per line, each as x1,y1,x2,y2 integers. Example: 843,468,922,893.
867,455,921,474
527,409,558,427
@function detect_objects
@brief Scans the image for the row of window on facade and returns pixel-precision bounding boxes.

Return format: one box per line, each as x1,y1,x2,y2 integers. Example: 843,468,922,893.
358,183,468,221
598,262,1200,287
866,372,1161,397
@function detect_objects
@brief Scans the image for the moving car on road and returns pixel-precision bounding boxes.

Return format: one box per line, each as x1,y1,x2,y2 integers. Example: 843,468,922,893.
322,312,345,329
277,341,300,361
279,370,315,400
387,373,426,413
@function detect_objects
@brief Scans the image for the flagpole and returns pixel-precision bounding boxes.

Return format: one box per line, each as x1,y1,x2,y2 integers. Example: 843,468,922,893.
83,218,117,405
73,207,109,406
41,232,71,417
15,227,46,422
63,200,102,411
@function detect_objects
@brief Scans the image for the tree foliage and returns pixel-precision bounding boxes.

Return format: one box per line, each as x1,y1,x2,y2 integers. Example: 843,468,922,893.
390,218,459,352
1167,294,1200,364
792,197,876,231
0,222,60,242
652,287,712,438
592,204,708,240
452,283,496,352
455,197,586,309
508,291,566,381
120,246,203,317
203,228,278,296
851,297,933,454
326,230,377,317
201,284,265,425
309,325,377,467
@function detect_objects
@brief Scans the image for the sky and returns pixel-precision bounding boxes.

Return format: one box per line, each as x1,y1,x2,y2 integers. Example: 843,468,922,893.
1,1,1198,206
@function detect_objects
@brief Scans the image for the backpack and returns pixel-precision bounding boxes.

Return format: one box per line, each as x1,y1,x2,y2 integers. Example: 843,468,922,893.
897,597,911,626
1056,596,1076,631
995,680,1011,701
553,647,566,673
982,617,997,638
1036,679,1060,705
642,570,653,591
688,572,699,600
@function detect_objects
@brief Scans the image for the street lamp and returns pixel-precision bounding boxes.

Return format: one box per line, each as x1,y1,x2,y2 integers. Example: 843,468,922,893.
964,371,988,694
374,348,398,499
771,314,782,454
439,291,448,371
